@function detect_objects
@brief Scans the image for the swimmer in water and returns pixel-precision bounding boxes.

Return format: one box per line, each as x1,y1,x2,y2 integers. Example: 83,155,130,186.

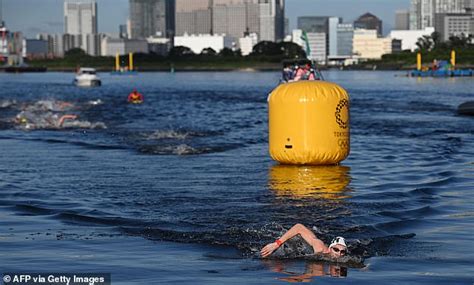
260,223,347,258
128,89,144,104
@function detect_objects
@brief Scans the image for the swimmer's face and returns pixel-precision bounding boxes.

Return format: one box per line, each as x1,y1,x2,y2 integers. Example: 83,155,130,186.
330,245,347,258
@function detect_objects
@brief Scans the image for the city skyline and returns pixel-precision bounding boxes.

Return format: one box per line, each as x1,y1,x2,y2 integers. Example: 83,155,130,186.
2,0,410,38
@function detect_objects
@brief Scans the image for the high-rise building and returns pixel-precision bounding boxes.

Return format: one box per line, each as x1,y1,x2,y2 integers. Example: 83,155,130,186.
175,0,212,36
328,17,339,57
130,0,175,39
354,13,382,36
389,27,435,51
395,10,410,30
175,0,284,43
64,0,97,35
297,16,329,33
64,0,98,54
410,0,472,30
297,16,341,59
258,0,285,42
353,29,395,59
212,0,261,41
435,12,474,41
336,23,354,56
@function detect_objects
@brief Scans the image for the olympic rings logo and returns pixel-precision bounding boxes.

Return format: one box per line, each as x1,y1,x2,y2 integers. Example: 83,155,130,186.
335,99,349,129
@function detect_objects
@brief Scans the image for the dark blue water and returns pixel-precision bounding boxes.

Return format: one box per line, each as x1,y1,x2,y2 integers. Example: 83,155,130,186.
1,71,473,284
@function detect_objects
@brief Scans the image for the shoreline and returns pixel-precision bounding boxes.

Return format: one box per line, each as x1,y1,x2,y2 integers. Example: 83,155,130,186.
2,64,474,73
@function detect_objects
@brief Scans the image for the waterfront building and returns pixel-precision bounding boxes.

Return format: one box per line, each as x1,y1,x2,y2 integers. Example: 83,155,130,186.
291,29,326,62
328,17,339,57
258,0,285,42
410,0,471,30
353,29,398,60
297,16,340,59
0,25,25,65
119,24,128,39
175,0,284,43
389,27,435,51
305,32,326,63
147,37,172,56
101,37,148,56
174,34,233,54
336,23,354,57
0,25,8,61
38,34,65,58
175,0,212,36
395,10,410,30
434,12,474,41
354,13,383,36
25,39,49,59
63,34,83,53
212,0,260,42
239,33,258,56
129,0,175,39
64,0,98,54
297,16,329,33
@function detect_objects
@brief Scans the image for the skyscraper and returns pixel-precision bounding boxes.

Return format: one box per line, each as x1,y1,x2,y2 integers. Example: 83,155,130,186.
130,0,175,39
395,10,410,30
175,0,284,42
64,0,98,54
297,16,330,33
410,0,471,30
354,13,382,36
175,0,212,36
64,0,97,35
258,0,285,42
296,16,341,59
212,0,260,41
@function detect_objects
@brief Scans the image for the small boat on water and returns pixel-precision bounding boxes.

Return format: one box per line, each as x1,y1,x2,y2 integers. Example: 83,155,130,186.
410,51,473,77
111,53,138,75
74,68,101,87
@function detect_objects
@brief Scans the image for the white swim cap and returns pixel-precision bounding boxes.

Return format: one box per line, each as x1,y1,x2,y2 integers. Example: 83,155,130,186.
329,236,347,248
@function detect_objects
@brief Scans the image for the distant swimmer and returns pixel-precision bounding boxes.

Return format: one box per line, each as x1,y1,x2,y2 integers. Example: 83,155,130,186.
128,89,144,104
58,114,78,127
261,223,347,258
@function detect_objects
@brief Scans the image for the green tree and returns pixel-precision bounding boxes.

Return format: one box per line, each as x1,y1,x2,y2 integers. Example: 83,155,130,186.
65,48,87,57
416,35,434,51
448,34,472,48
201,47,217,55
169,46,194,57
277,42,306,59
251,41,280,56
218,47,235,57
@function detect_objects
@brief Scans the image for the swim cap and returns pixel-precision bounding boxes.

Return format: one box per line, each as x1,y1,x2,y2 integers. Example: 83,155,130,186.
329,236,347,248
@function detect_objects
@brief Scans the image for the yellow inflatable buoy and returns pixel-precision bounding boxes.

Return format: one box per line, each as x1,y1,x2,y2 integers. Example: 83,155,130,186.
268,81,350,165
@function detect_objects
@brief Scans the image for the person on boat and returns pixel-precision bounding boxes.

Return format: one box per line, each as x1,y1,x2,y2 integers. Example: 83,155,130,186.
294,65,308,81
283,64,294,82
260,223,347,259
432,59,439,71
128,89,144,104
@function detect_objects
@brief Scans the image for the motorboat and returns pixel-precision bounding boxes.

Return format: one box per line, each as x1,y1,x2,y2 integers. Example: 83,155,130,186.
74,68,101,87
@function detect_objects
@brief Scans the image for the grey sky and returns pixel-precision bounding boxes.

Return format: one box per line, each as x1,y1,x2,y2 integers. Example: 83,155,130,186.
2,0,410,38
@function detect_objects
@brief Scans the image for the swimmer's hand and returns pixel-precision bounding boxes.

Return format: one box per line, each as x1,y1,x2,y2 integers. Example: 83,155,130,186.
261,242,279,258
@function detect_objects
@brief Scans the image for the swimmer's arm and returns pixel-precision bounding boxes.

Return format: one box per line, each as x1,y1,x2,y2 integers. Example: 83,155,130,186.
261,223,324,258
58,114,77,127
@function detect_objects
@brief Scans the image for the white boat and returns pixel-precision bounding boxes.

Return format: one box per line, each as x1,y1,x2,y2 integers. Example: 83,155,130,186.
74,68,101,87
